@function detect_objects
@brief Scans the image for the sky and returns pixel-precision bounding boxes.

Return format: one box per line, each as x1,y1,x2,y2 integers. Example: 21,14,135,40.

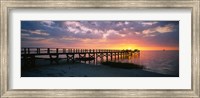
21,21,179,50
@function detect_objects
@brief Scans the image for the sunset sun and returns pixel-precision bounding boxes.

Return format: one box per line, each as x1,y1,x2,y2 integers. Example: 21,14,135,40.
128,47,132,50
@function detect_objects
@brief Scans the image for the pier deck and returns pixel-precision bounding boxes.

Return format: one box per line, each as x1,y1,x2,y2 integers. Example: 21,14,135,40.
21,48,140,66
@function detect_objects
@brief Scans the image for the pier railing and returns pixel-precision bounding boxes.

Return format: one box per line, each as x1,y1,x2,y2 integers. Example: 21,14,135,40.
21,48,138,55
21,48,140,66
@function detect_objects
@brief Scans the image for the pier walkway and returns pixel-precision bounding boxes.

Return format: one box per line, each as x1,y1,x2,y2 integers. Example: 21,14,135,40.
21,48,140,66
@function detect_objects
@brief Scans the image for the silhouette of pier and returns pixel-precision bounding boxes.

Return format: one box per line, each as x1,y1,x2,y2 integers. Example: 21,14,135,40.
21,48,140,66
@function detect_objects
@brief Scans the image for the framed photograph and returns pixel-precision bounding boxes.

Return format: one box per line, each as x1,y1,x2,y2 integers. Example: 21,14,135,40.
1,0,199,97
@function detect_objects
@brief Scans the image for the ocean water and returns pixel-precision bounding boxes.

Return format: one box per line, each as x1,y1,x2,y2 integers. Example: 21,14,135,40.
128,50,179,76
25,50,179,76
85,50,179,76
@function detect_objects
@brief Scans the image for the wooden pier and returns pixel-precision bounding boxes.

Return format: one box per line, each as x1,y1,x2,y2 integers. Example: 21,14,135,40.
21,48,140,66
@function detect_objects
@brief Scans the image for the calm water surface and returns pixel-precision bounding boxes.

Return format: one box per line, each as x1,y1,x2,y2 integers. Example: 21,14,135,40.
34,50,179,76
129,50,179,76
91,50,179,76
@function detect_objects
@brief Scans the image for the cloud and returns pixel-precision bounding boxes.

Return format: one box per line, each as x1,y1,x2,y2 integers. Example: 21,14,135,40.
22,37,46,41
155,24,174,33
116,22,124,27
103,29,126,39
40,21,55,27
63,21,82,27
103,29,119,39
135,32,140,35
63,21,97,34
140,22,158,26
141,24,175,37
21,33,30,37
61,37,81,41
125,22,129,25
30,30,50,36
142,29,154,34
22,29,49,36
67,27,80,34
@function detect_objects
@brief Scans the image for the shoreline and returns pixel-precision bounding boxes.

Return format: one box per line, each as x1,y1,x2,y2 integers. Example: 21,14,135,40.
21,62,176,77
